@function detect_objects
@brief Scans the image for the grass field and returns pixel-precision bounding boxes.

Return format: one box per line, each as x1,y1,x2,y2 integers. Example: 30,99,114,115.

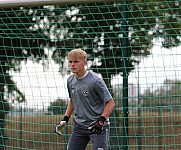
4,111,181,150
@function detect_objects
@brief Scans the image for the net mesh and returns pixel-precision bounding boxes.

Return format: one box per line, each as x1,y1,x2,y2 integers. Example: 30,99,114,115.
0,1,181,150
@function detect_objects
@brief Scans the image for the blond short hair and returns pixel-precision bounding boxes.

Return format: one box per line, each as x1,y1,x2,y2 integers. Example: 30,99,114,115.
68,49,87,60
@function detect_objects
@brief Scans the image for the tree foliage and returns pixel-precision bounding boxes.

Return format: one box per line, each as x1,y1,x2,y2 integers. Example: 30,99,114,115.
26,1,181,86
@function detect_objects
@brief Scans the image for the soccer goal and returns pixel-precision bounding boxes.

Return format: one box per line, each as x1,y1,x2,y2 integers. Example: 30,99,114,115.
0,0,181,150
0,0,120,8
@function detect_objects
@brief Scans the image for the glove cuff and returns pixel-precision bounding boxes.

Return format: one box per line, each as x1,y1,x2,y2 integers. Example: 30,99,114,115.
98,116,106,126
63,116,70,123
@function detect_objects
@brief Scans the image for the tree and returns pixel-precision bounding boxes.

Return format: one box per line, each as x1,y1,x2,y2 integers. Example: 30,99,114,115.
25,2,181,86
48,1,181,79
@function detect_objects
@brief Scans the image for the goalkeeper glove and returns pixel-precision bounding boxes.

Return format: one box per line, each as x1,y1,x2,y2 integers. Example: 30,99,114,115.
55,116,69,135
88,116,106,134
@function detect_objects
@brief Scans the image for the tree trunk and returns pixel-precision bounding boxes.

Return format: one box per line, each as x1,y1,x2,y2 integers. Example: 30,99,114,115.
0,64,6,149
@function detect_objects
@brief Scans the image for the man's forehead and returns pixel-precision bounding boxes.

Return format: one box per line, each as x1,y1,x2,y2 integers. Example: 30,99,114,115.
68,57,81,61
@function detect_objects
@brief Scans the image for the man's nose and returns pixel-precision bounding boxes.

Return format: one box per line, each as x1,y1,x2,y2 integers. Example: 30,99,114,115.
70,62,75,66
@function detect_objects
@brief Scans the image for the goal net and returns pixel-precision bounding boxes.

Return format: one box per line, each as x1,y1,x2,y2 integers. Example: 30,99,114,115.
0,0,181,149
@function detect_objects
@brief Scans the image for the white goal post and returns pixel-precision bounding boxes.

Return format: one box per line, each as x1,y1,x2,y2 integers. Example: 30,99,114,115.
0,0,120,8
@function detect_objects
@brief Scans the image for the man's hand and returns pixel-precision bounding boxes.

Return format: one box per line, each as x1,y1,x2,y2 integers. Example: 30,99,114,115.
55,116,69,135
88,116,106,134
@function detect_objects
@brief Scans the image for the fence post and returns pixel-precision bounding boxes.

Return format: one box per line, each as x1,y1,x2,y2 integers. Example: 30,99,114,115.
122,1,129,150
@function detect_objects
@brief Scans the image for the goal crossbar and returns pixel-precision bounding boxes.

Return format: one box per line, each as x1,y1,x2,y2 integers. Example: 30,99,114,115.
0,0,120,8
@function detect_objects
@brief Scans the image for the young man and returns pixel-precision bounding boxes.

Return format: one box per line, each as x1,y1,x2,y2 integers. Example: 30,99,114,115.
55,49,115,150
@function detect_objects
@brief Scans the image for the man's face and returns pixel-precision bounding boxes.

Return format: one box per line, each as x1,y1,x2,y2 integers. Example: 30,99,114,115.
68,56,86,74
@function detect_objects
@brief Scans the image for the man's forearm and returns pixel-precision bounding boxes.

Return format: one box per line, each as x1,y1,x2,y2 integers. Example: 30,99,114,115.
101,99,115,118
65,99,74,117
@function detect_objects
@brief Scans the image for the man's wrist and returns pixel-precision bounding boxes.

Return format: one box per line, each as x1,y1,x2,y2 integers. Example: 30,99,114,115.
98,116,106,126
63,116,70,123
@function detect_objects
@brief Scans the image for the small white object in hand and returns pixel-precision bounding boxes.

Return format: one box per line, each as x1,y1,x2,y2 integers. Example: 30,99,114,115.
55,121,66,135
